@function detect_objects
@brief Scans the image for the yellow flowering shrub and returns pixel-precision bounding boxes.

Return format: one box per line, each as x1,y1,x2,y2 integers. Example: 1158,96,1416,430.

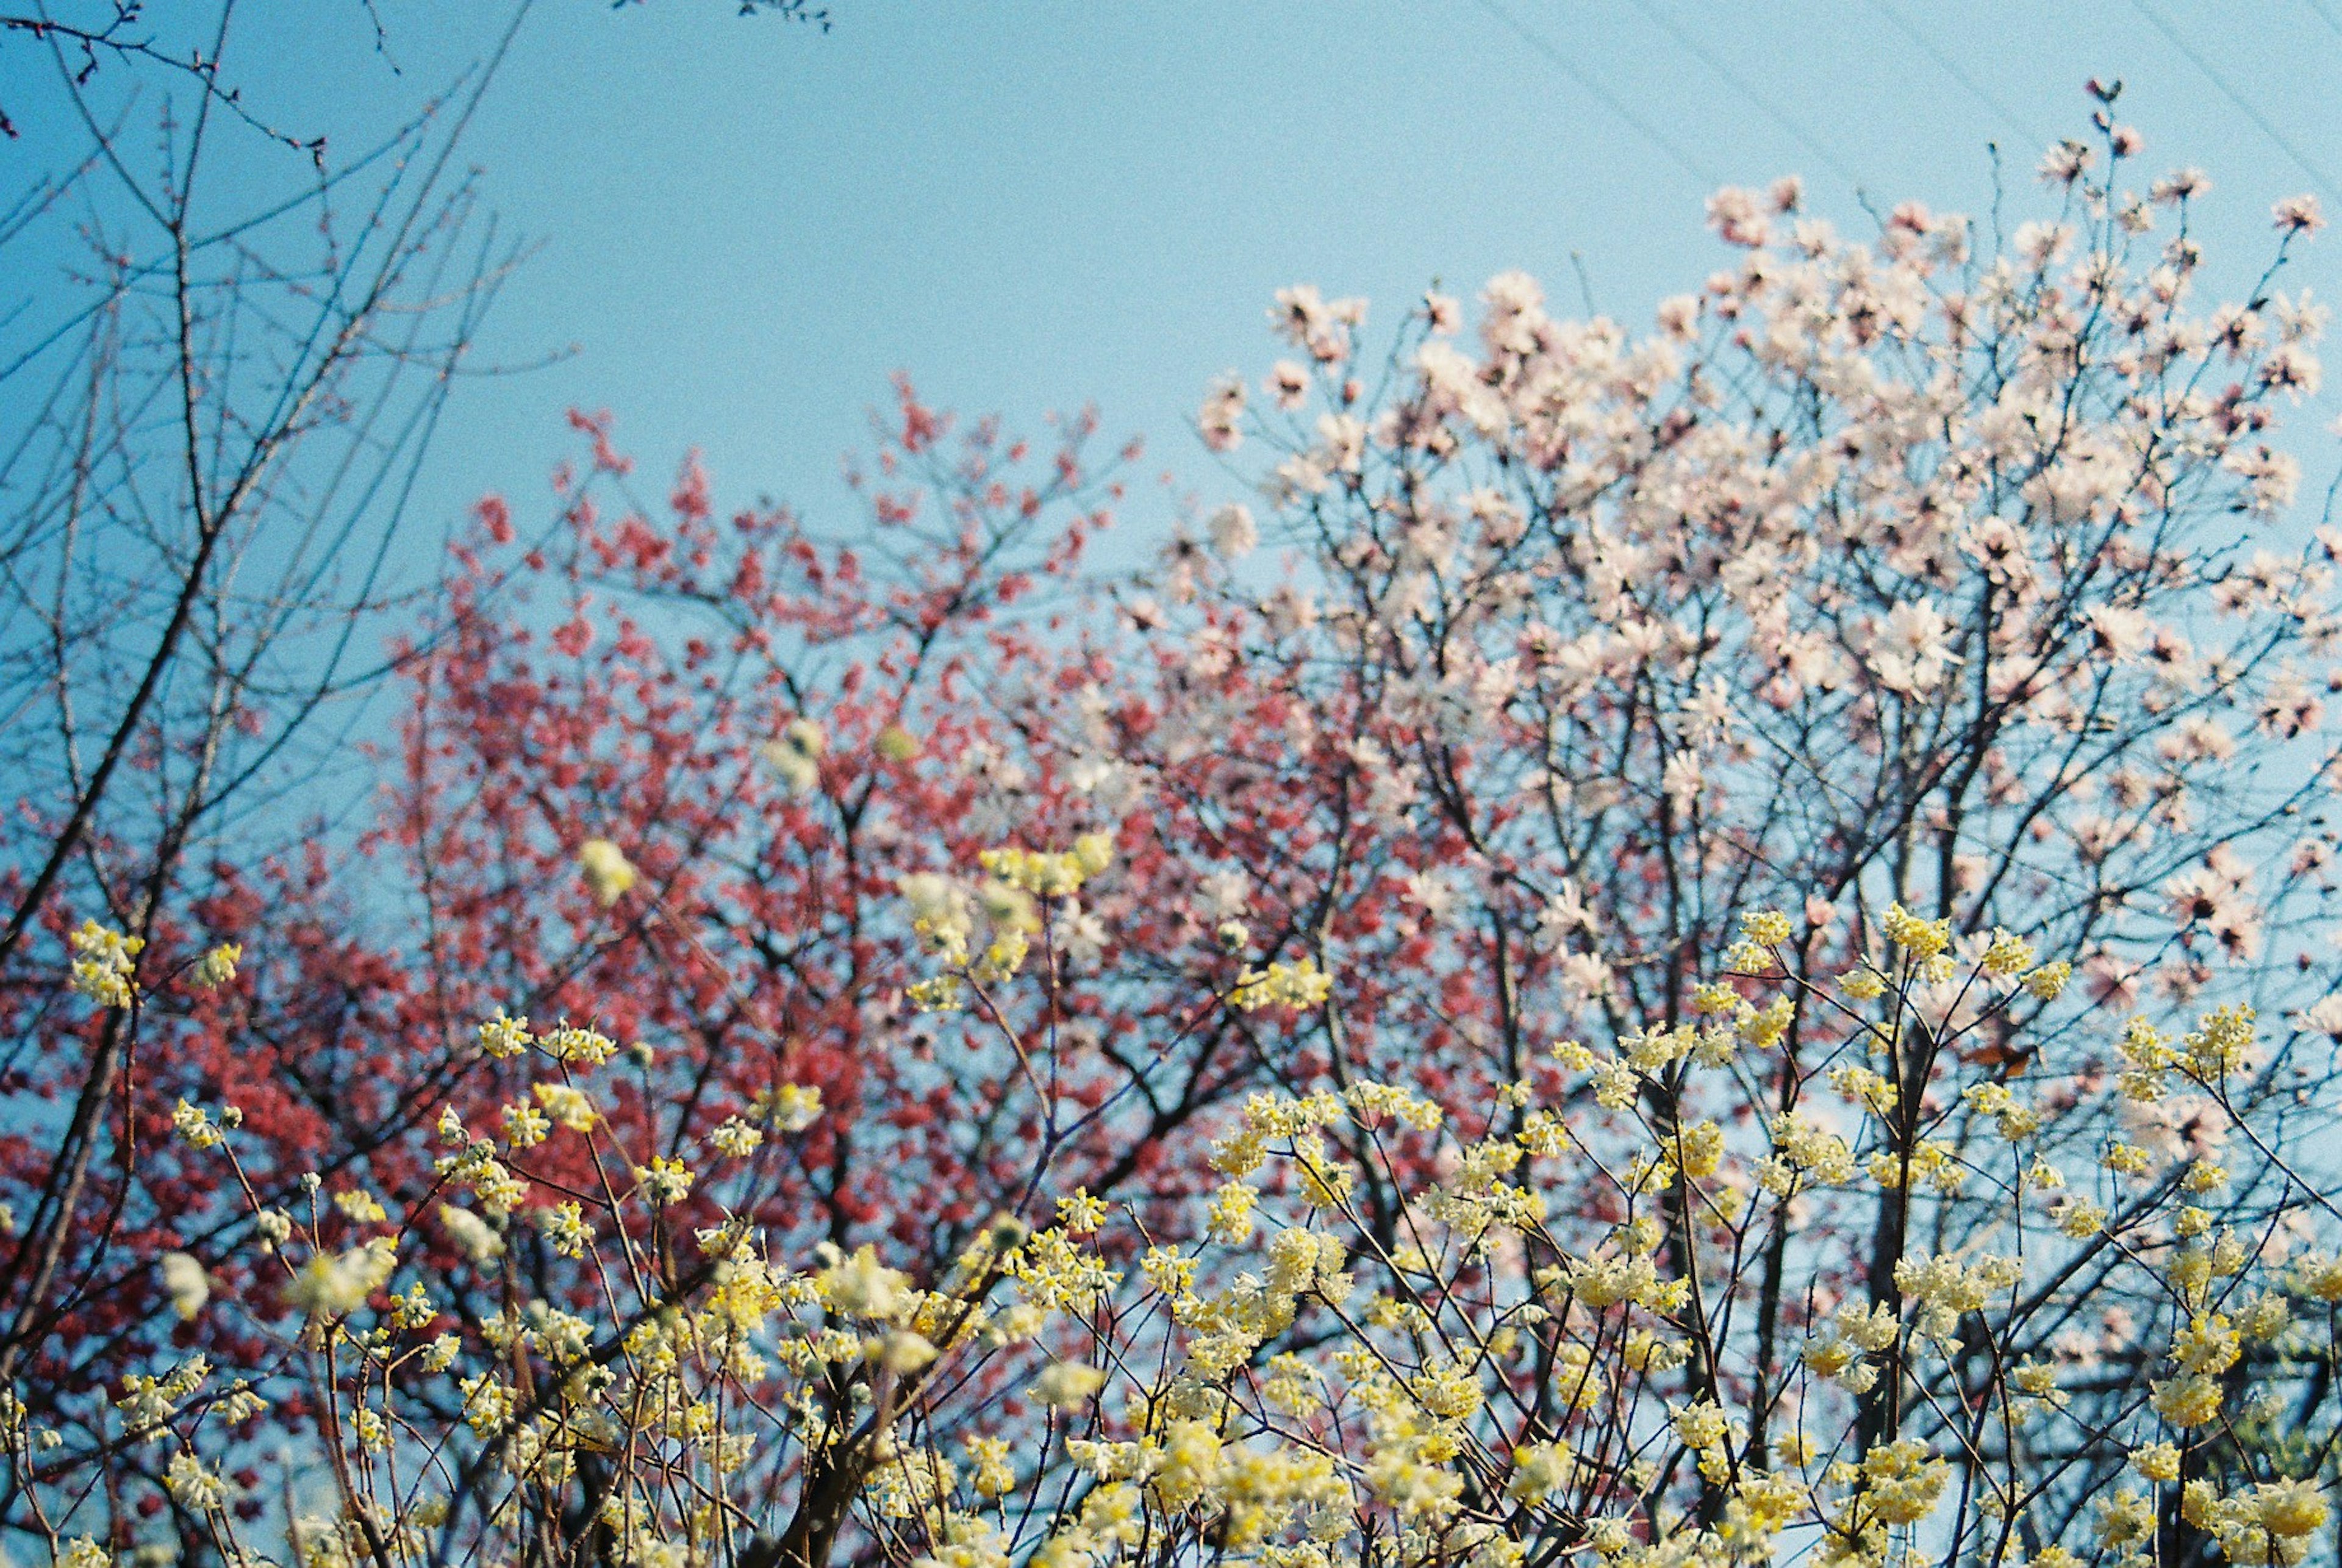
50,889,2324,1568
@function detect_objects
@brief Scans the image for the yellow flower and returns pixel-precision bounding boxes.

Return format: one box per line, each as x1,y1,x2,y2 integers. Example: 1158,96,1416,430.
539,1202,592,1259
2012,1359,2067,1407
1881,902,1951,961
747,1082,820,1133
1861,1439,1948,1526
577,839,637,906
762,718,826,794
868,1329,937,1375
1205,1181,1258,1243
439,1205,504,1264
332,1189,387,1225
2052,1198,2107,1238
2185,1004,2256,1079
2150,1373,2224,1428
478,1011,531,1059
2171,1312,2240,1375
965,1434,1015,1497
1073,832,1114,877
1672,1399,1730,1453
709,1117,763,1157
501,1100,549,1148
1979,928,2034,976
2241,1291,2293,1341
1839,966,1887,1001
2022,960,2071,1001
632,1157,693,1203
1550,1037,1595,1070
1056,1189,1109,1236
161,1253,209,1321
1506,1441,1574,1505
2293,1253,2342,1302
1230,956,1333,1012
821,1244,909,1320
164,1452,225,1512
2096,1488,2155,1548
532,1082,597,1131
2236,1478,2329,1540
192,942,242,990
1032,1361,1106,1409
67,918,143,1009
287,1237,396,1319
171,1100,223,1151
1674,1119,1725,1180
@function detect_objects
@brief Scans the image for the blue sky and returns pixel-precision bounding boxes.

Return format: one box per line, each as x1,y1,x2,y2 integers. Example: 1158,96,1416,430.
26,0,2342,549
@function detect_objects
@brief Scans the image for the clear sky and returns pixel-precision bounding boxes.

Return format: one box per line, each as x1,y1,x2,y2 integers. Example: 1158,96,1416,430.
23,0,2342,552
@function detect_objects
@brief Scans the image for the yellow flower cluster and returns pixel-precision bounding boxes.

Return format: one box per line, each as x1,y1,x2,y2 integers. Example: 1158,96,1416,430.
978,833,1112,897
192,940,241,990
86,864,2341,1568
901,837,1114,1008
2194,1478,2331,1566
578,837,638,905
1228,956,1334,1012
761,716,828,795
67,918,141,1008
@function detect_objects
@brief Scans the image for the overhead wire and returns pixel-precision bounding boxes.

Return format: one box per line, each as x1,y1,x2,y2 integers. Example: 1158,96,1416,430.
1475,0,2342,250
1613,0,1868,192
2297,0,2342,43
1860,0,2050,153
2129,0,2342,206
1466,0,1722,190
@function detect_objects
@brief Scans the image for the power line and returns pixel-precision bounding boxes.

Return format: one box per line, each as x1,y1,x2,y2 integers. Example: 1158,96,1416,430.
1861,0,2050,154
1615,0,1867,192
1467,0,1722,190
2129,0,2342,206
2298,0,2342,43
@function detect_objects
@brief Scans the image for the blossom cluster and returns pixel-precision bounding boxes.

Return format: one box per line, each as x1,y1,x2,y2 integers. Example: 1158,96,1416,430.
75,890,2335,1568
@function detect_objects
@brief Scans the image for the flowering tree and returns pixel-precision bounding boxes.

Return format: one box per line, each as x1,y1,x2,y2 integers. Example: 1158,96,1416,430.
1156,106,2342,1468
0,2,534,1481
12,98,2342,1568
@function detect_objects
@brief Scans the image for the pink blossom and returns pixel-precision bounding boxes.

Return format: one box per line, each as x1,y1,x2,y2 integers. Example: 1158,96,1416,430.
2274,193,2326,234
